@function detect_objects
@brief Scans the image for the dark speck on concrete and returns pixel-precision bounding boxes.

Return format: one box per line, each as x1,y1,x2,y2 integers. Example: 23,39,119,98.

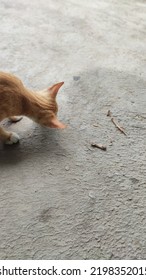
73,76,80,81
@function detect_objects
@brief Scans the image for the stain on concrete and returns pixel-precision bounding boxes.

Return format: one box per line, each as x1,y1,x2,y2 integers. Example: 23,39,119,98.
73,76,80,81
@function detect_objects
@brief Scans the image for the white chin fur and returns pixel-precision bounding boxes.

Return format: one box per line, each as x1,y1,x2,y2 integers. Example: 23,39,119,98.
5,132,20,145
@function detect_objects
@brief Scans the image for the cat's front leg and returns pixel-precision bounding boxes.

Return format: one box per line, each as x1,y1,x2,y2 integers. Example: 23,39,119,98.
0,126,20,145
9,116,23,122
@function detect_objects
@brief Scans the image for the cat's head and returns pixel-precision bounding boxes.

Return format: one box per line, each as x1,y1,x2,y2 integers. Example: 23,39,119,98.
42,82,66,129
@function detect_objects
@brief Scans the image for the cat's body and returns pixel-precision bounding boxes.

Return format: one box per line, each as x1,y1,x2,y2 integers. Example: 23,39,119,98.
0,72,65,144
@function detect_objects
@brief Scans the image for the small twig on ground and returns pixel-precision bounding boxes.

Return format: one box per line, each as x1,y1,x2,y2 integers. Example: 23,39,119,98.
107,110,126,136
107,110,112,117
91,143,107,151
93,122,101,127
111,117,126,135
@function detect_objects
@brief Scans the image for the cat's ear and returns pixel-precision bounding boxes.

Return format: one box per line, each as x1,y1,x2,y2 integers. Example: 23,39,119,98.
49,116,66,129
48,82,64,99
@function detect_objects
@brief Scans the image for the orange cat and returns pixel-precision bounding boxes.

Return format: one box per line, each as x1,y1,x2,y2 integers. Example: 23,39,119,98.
0,72,66,144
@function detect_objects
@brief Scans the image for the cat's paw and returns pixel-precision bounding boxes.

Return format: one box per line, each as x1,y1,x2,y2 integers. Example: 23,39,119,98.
5,132,20,145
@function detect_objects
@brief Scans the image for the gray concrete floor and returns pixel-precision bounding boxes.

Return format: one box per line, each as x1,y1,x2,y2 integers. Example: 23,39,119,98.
0,0,146,259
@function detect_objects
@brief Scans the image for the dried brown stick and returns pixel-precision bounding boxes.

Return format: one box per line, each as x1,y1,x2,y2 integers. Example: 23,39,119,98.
91,143,107,151
107,110,126,136
111,117,126,135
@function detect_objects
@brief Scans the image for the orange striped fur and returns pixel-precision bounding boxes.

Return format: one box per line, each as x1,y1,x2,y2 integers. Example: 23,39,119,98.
0,72,65,144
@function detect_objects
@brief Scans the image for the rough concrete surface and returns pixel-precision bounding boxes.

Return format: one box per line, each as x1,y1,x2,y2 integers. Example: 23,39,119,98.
0,0,146,259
